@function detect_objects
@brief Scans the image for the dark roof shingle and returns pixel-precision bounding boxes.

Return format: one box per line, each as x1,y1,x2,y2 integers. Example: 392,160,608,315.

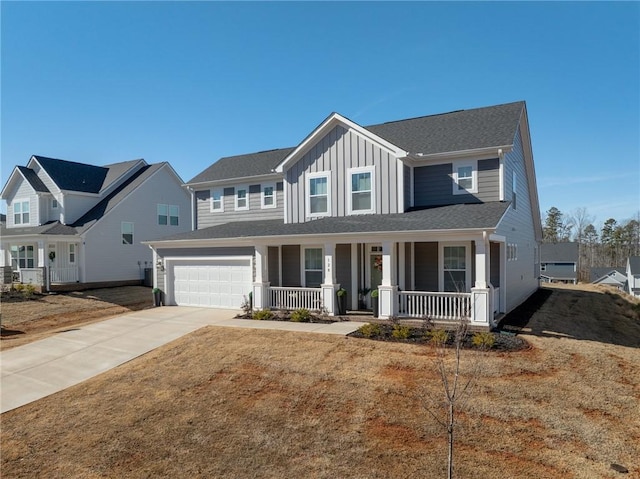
33,156,109,194
17,166,50,193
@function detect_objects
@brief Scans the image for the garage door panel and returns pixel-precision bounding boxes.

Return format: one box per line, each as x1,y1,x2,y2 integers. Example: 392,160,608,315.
171,259,252,309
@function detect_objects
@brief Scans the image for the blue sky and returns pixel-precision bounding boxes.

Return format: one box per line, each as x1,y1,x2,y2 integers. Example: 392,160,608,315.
2,1,639,228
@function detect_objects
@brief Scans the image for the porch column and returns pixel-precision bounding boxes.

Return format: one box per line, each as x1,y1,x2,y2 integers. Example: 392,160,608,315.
321,242,339,316
252,245,270,311
37,241,45,267
379,241,398,318
351,243,358,311
471,233,491,326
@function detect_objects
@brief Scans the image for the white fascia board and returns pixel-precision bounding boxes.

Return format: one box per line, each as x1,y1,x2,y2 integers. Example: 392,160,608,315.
184,172,284,189
403,145,513,166
274,112,407,173
28,156,62,194
518,106,543,242
0,167,28,199
143,227,496,249
0,233,80,243
99,159,148,196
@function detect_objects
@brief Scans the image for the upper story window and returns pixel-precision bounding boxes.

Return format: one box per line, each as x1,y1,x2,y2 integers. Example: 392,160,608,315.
211,188,224,212
158,204,179,226
235,186,249,211
452,160,478,195
348,167,375,214
261,184,276,209
122,222,134,245
307,172,331,217
13,200,30,225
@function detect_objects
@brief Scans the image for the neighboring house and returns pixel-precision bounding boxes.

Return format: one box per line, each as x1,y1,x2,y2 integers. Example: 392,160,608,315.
590,267,627,290
626,256,640,297
146,101,542,329
540,242,579,284
1,156,191,290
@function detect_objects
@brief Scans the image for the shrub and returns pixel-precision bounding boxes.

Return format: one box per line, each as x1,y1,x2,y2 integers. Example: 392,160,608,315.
426,328,449,346
391,324,411,340
291,308,312,322
252,309,274,321
358,323,383,338
337,288,347,297
23,284,36,299
13,284,24,293
471,331,495,349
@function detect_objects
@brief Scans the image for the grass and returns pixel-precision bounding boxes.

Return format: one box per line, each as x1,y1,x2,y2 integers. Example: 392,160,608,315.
2,284,639,478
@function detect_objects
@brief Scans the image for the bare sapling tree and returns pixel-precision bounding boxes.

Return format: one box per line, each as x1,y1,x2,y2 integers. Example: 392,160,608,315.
420,316,493,479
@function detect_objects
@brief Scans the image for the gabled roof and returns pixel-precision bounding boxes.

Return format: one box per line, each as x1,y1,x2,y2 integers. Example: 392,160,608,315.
31,156,109,194
365,101,524,155
540,242,579,262
149,201,510,243
187,148,294,185
629,256,640,275
16,166,51,193
590,267,626,283
72,163,165,233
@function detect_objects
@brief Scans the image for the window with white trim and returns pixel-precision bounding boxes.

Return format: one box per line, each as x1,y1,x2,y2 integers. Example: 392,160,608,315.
10,245,34,268
304,248,323,287
52,199,58,209
69,244,76,264
157,204,179,226
307,172,331,217
453,161,477,195
443,245,467,292
13,200,30,225
122,222,134,245
211,188,224,212
348,166,375,214
508,243,518,261
261,184,276,209
235,186,249,211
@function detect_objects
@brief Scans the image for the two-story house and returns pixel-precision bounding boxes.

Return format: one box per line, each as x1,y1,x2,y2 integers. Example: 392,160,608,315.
1,156,191,290
146,101,542,329
539,242,579,284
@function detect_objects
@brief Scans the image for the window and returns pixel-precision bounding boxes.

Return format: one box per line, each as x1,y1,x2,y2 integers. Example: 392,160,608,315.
52,199,58,209
453,161,477,195
443,246,467,292
235,186,248,211
512,171,517,210
307,172,331,217
122,222,134,245
508,243,518,261
69,244,76,264
158,204,179,226
304,248,323,287
261,184,276,209
10,245,34,268
211,189,224,212
13,200,30,225
348,167,375,214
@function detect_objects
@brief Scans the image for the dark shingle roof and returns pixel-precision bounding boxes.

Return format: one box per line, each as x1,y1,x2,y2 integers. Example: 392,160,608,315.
17,166,50,193
33,156,109,194
72,163,164,232
590,267,626,282
540,242,579,262
187,148,295,184
0,221,78,237
152,201,510,242
629,256,640,275
365,101,524,155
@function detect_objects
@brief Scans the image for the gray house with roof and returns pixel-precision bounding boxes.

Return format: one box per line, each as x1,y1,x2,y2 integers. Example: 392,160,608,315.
1,156,191,289
146,101,542,328
540,242,579,284
627,256,640,298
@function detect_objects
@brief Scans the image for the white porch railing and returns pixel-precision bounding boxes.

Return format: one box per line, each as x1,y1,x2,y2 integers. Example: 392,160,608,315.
398,291,472,320
269,286,323,311
50,267,79,283
493,287,500,314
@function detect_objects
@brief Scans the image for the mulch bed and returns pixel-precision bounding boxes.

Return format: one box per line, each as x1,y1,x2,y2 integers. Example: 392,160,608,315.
235,311,336,324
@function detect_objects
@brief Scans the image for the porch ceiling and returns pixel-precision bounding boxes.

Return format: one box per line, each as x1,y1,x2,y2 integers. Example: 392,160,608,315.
151,201,510,244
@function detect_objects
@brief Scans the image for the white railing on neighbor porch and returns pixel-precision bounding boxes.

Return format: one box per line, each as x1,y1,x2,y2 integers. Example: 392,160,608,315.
269,287,323,311
398,291,472,320
50,267,79,284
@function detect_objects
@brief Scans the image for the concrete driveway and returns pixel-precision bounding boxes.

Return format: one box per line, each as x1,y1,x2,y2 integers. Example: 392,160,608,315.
1,307,366,414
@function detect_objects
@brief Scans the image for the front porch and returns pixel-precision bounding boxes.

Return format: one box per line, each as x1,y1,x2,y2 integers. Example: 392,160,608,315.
250,236,504,328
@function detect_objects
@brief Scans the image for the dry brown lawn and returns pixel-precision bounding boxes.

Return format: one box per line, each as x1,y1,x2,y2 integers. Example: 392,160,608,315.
2,284,639,478
0,286,152,350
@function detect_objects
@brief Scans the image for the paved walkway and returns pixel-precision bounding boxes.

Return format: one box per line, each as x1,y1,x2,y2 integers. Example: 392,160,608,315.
1,307,366,413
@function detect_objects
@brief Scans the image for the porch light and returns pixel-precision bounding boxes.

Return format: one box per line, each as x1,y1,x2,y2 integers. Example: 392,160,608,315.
156,258,165,272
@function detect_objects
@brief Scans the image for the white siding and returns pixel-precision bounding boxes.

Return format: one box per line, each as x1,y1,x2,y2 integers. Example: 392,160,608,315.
63,194,104,224
82,166,192,283
6,180,38,228
495,126,539,312
285,124,400,223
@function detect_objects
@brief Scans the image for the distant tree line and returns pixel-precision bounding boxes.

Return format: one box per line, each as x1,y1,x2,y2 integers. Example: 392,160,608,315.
542,207,640,282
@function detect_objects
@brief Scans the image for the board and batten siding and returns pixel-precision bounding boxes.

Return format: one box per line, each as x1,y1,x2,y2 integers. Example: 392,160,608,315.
285,124,400,223
195,182,284,229
495,126,539,313
6,180,39,228
281,244,301,287
413,158,500,207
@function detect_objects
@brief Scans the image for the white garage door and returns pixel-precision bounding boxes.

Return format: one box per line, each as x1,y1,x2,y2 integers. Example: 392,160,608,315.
172,259,252,308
